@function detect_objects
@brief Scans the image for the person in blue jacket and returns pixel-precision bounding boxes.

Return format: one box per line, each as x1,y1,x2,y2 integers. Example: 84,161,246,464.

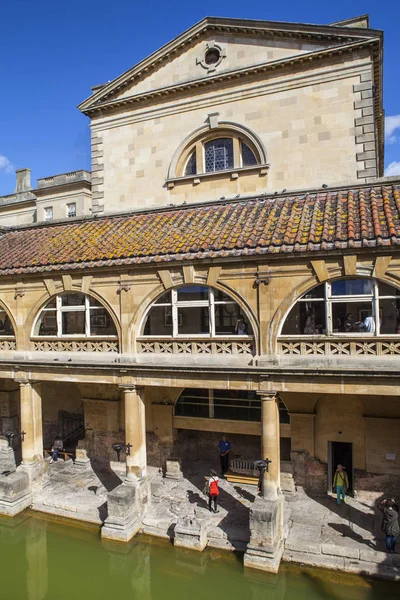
218,435,231,476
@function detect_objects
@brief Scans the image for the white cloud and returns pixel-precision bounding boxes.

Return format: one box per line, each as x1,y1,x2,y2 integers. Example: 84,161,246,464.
384,161,400,177
385,115,400,144
0,155,14,174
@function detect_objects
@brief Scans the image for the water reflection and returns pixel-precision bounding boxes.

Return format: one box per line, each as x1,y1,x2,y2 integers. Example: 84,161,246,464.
0,513,398,600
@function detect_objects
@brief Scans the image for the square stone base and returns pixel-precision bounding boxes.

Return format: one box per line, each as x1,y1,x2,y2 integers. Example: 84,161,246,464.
0,471,32,517
244,494,284,573
244,541,284,573
101,478,149,543
174,516,207,551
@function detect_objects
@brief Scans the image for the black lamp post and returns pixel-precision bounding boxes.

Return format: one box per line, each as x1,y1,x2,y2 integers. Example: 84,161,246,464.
254,458,272,496
111,442,132,462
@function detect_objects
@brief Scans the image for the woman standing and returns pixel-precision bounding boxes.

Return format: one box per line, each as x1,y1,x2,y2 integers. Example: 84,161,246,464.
379,498,399,553
206,470,220,513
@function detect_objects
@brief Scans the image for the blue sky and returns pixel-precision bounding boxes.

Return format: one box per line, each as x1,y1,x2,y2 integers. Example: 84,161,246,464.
0,0,399,194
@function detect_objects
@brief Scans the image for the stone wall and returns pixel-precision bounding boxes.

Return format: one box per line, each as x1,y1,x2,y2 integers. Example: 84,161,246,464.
92,51,372,213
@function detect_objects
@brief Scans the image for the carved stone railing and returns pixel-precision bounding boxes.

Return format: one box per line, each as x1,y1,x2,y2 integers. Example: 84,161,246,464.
278,337,400,357
32,338,119,353
0,338,16,351
137,337,255,355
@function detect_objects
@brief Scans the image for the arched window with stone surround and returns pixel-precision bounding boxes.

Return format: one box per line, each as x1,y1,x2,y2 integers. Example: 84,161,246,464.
33,293,117,338
142,285,253,338
280,278,400,337
0,305,14,337
167,122,268,183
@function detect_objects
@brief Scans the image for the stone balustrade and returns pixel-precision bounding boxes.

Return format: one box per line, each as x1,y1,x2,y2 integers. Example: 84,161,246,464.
136,336,255,355
278,336,400,357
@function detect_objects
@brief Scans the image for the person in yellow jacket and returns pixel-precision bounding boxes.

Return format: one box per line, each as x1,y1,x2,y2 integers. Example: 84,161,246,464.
333,464,349,504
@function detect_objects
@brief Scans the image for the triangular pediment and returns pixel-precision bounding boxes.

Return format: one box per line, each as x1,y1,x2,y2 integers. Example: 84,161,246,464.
79,16,381,114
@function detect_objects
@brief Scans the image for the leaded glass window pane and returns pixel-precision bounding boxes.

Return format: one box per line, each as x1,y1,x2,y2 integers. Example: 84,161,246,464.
241,142,257,166
184,151,197,176
204,138,233,172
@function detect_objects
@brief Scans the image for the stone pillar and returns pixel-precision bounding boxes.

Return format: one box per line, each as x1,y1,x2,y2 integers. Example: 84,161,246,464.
19,381,43,464
19,382,35,465
102,384,149,543
122,385,146,482
17,380,46,494
260,392,281,500
244,391,284,573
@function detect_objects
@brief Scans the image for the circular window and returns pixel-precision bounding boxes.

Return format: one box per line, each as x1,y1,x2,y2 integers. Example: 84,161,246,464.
205,48,220,65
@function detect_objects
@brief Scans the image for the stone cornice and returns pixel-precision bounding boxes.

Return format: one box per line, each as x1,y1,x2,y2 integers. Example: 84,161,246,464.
78,16,382,113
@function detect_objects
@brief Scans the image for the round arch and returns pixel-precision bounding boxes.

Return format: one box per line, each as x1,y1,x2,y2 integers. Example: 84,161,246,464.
269,274,400,353
0,299,17,338
29,289,121,342
132,281,259,352
167,121,268,179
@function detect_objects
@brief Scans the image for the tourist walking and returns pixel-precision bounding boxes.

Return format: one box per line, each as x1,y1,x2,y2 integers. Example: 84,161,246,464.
333,464,349,504
379,498,399,553
218,435,231,476
50,436,63,463
205,469,219,513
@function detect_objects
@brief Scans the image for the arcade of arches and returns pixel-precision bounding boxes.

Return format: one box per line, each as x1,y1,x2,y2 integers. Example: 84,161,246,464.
1,266,400,504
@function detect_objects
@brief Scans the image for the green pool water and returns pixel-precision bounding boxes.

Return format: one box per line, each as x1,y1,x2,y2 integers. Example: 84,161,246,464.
0,512,398,600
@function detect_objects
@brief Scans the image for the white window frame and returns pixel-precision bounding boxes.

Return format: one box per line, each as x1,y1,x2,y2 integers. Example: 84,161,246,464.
67,202,77,218
142,287,250,338
33,294,117,338
279,278,400,337
44,207,53,221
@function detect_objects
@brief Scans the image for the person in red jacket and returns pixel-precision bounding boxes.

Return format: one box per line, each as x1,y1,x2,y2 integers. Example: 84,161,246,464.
206,469,219,513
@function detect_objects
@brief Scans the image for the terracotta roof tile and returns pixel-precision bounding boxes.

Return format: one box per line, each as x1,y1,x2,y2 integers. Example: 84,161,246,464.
0,183,399,276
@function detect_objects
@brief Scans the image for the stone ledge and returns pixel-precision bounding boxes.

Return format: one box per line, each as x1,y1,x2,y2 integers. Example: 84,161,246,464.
321,543,359,559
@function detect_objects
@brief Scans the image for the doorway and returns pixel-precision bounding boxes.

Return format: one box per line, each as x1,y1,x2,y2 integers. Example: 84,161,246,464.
328,441,353,494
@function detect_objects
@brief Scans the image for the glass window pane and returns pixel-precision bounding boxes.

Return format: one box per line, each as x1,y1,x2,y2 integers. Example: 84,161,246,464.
177,286,209,302
90,308,117,336
175,389,209,418
302,284,325,299
213,390,261,422
331,279,373,296
281,301,326,335
44,298,57,309
214,289,235,303
241,142,257,167
37,310,57,336
177,307,209,334
184,151,197,176
215,305,252,335
143,306,173,336
0,312,14,335
331,302,374,333
204,138,234,172
378,282,400,297
62,311,85,335
380,298,400,334
61,293,85,307
154,291,171,305
89,297,103,307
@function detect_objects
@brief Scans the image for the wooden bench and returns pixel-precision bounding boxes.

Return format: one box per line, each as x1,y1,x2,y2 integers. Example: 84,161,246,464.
224,458,258,486
44,449,75,462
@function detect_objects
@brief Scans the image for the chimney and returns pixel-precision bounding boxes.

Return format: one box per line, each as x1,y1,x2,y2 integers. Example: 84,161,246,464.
15,168,32,193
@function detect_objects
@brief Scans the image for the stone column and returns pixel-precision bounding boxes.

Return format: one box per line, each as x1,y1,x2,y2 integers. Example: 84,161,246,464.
102,384,149,543
260,392,281,500
19,381,36,465
121,385,146,482
244,391,284,573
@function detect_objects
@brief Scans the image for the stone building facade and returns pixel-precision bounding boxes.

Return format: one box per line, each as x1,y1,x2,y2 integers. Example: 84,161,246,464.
0,15,398,572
